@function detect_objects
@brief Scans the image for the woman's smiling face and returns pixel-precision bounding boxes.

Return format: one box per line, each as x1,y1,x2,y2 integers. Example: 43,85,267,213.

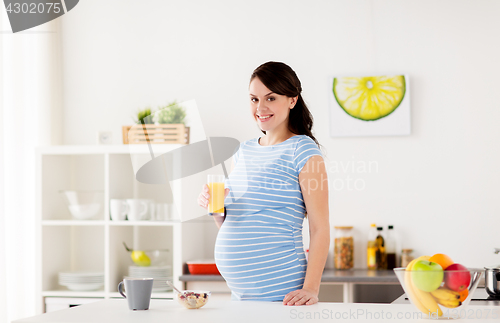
249,77,296,134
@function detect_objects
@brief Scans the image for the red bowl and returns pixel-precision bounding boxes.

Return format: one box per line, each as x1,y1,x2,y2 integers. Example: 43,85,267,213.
187,261,220,275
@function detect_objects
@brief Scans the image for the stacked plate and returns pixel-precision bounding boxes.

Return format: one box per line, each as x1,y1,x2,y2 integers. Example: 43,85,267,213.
59,272,104,291
128,266,172,292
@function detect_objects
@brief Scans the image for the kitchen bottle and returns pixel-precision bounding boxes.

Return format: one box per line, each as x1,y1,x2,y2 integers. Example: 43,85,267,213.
401,249,414,267
386,225,397,270
367,224,377,270
376,227,387,269
334,226,354,270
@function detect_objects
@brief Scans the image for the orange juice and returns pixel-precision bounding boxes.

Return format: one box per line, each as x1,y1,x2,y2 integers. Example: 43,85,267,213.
208,175,225,216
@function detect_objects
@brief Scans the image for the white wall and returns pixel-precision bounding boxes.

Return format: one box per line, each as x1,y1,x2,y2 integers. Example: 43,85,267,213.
60,0,500,268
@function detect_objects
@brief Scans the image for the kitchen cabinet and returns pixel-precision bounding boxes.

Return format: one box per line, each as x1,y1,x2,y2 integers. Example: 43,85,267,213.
36,145,212,314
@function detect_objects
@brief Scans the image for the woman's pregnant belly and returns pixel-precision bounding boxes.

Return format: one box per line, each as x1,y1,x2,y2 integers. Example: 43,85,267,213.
214,219,307,301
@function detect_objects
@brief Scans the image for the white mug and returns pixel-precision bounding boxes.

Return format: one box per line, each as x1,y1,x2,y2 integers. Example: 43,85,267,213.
142,199,155,220
110,199,128,221
126,199,149,221
155,203,170,221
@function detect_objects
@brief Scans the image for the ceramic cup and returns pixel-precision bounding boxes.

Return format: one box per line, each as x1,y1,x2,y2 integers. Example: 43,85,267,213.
155,203,170,221
110,199,128,221
126,199,149,221
118,278,154,310
141,199,154,221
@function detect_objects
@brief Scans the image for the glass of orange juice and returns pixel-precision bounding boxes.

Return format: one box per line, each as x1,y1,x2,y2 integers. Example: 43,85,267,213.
207,175,225,216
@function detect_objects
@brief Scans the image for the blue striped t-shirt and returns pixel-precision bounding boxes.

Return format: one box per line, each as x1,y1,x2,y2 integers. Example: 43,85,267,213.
214,135,323,301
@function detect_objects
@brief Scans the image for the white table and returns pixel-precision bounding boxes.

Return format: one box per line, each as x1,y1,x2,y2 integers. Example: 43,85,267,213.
13,299,500,323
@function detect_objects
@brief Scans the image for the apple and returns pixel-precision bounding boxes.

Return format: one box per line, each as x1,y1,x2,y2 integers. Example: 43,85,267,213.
444,263,470,292
411,260,444,292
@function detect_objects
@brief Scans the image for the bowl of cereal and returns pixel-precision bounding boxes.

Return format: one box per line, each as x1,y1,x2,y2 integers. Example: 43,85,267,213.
176,290,211,309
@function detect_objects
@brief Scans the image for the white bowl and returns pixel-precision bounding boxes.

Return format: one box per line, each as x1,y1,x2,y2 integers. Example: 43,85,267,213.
60,190,103,220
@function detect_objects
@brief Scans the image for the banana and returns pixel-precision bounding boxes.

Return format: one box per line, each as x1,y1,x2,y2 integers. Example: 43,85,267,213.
411,282,444,316
405,256,443,317
431,287,462,308
431,287,460,301
435,298,461,309
404,259,428,314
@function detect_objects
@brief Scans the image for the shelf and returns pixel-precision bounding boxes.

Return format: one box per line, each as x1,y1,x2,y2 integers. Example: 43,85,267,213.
43,291,174,299
109,221,178,226
42,290,106,298
41,220,180,226
179,274,224,282
108,292,174,299
37,144,184,155
36,145,207,314
42,220,106,226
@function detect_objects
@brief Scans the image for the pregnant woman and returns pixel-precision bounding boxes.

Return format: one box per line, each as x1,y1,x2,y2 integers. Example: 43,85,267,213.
198,62,330,305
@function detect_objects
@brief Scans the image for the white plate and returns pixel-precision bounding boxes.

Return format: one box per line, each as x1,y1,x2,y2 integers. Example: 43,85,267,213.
59,272,104,276
129,270,170,274
129,266,171,272
59,279,104,283
59,278,104,282
152,287,171,292
60,282,104,291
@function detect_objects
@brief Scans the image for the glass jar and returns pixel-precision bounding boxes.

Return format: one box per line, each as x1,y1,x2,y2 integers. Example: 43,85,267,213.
334,226,354,270
401,249,414,268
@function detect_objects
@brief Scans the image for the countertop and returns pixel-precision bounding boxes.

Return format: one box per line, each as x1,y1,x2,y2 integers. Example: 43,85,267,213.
14,299,500,323
180,268,399,283
392,288,500,306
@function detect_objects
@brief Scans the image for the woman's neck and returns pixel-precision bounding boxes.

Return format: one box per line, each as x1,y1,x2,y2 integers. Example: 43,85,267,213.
259,130,297,146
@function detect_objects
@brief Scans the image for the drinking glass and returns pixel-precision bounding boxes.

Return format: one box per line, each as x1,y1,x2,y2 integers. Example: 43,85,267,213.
207,175,225,216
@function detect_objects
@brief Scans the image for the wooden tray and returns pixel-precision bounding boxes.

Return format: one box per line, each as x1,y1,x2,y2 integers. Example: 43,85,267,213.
122,124,190,144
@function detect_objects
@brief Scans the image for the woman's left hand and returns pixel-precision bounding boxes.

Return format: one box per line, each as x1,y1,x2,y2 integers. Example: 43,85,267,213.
282,288,318,306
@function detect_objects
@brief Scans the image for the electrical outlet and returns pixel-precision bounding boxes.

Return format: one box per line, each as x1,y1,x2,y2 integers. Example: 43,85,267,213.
97,131,113,145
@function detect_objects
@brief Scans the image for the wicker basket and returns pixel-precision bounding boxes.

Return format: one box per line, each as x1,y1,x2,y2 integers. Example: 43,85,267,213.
122,124,190,144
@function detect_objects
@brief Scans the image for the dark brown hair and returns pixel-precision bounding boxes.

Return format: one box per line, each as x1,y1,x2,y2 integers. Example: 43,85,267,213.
250,61,320,147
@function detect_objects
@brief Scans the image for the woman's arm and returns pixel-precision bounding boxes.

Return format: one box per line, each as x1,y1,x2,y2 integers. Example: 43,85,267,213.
283,155,330,306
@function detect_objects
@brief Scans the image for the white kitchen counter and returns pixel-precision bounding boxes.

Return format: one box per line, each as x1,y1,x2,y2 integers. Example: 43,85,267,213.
13,299,500,323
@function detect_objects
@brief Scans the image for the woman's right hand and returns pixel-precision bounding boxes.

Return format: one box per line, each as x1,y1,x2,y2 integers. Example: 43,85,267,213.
198,184,230,209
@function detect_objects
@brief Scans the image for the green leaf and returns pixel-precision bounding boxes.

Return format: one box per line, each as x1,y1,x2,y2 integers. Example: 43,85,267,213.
155,101,186,124
134,107,154,124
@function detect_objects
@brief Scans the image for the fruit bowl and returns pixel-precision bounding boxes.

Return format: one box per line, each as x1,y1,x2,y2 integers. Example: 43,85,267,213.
60,190,103,220
176,290,211,309
123,242,169,267
394,268,483,319
128,250,169,266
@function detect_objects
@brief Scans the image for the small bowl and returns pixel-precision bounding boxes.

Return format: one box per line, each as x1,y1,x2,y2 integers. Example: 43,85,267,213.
59,190,103,220
394,268,483,319
123,243,170,267
176,290,211,309
128,250,170,266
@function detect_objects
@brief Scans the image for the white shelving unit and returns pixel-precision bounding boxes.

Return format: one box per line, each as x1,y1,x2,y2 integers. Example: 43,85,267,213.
35,145,211,313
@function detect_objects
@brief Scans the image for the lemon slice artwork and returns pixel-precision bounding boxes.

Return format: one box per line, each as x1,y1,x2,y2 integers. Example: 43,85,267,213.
333,76,406,121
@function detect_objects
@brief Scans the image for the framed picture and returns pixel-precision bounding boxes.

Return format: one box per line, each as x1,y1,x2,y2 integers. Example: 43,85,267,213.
329,75,411,137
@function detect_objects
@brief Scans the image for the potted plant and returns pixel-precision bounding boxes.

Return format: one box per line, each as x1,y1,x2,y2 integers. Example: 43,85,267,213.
133,107,154,125
154,101,186,125
122,102,189,144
